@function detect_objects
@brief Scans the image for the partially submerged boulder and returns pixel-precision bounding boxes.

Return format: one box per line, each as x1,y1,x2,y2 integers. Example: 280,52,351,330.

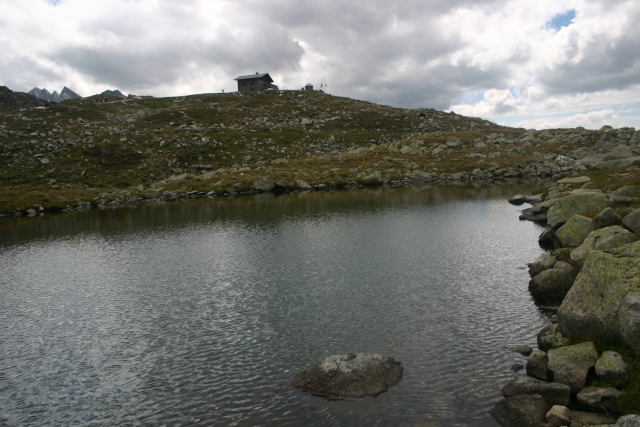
528,269,576,303
501,375,571,406
546,194,608,228
291,353,403,398
529,253,557,277
490,394,550,427
547,342,599,393
558,250,640,354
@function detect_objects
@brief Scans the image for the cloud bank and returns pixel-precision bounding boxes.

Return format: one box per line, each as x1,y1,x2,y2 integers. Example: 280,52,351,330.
1,0,638,129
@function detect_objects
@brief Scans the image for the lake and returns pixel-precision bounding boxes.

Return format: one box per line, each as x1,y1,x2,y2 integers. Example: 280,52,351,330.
0,181,551,426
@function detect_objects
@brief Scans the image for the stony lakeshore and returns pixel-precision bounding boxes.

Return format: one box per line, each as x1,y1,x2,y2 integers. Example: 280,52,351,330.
492,178,640,426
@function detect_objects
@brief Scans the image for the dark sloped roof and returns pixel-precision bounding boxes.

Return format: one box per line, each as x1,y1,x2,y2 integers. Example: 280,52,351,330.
234,73,274,83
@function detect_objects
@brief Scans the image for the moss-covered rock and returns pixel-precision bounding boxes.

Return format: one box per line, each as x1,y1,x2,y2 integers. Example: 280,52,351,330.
558,250,640,355
570,226,630,266
623,208,640,233
594,207,623,229
547,341,599,393
546,194,609,228
556,215,594,247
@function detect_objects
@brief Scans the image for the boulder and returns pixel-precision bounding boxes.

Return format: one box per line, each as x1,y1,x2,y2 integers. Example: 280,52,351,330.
594,208,623,229
556,215,594,247
569,411,615,427
291,353,403,398
501,376,571,406
510,345,534,356
622,209,640,233
527,350,552,381
576,386,623,413
509,194,528,205
296,179,313,190
546,194,608,228
557,176,591,185
546,405,571,426
554,262,576,273
595,351,627,381
611,185,637,197
547,342,599,393
490,394,550,427
538,324,570,351
569,226,630,265
540,228,562,250
599,415,640,427
558,250,640,354
529,253,557,277
254,178,276,192
529,269,576,303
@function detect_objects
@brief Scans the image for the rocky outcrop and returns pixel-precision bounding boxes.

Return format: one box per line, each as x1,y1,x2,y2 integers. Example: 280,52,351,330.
547,342,599,393
558,250,640,354
546,194,608,228
291,353,403,398
490,394,550,427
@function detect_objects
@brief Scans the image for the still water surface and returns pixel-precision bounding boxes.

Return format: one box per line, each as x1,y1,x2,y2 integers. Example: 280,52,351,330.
0,182,551,426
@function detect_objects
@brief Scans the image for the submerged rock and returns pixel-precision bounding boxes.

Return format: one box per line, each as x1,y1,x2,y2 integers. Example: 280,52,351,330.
528,269,576,303
291,353,403,398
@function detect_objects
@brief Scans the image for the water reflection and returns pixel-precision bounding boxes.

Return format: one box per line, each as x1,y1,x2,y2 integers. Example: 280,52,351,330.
0,180,549,426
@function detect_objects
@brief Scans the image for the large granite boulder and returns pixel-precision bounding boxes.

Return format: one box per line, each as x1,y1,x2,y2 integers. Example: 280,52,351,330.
529,253,557,277
594,207,623,229
529,269,576,303
501,375,571,406
546,194,608,228
558,250,640,354
547,342,599,393
291,353,403,398
490,394,550,427
556,215,595,247
595,351,627,381
570,226,634,266
576,386,624,413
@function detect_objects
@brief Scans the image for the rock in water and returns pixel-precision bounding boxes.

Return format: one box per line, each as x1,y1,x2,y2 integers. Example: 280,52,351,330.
490,394,550,427
292,353,403,398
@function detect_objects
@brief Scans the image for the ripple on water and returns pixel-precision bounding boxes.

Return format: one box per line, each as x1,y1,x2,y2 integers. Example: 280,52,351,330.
0,185,551,426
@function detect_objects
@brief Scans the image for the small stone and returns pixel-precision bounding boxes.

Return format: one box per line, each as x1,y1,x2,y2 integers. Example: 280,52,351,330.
595,351,627,381
40,158,50,164
546,405,571,426
509,194,527,205
511,364,525,372
510,345,534,356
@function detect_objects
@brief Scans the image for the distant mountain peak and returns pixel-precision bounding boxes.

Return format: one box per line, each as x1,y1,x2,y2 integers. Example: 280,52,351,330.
28,86,82,102
101,89,125,98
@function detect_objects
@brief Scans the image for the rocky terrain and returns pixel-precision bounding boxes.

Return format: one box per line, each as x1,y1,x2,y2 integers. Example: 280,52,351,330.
1,85,639,216
491,182,640,426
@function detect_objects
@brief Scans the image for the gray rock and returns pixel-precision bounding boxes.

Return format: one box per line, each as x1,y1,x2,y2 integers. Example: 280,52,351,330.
594,208,623,229
577,386,624,413
527,350,552,381
557,176,591,184
291,353,403,398
538,323,570,351
509,194,528,205
570,226,630,266
296,179,312,190
446,136,462,148
546,194,609,228
597,415,640,427
558,250,640,354
623,209,640,233
254,178,275,192
529,269,576,304
501,376,571,406
490,394,550,427
611,185,637,197
556,215,594,247
554,261,576,273
26,209,37,216
546,405,571,426
595,351,627,381
540,228,562,250
530,253,557,277
547,342,599,393
570,411,615,427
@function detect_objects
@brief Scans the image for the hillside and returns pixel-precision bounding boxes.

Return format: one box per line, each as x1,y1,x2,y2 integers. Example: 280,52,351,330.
0,89,638,215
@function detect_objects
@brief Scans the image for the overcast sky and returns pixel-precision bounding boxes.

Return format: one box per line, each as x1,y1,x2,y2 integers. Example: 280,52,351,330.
1,0,639,130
